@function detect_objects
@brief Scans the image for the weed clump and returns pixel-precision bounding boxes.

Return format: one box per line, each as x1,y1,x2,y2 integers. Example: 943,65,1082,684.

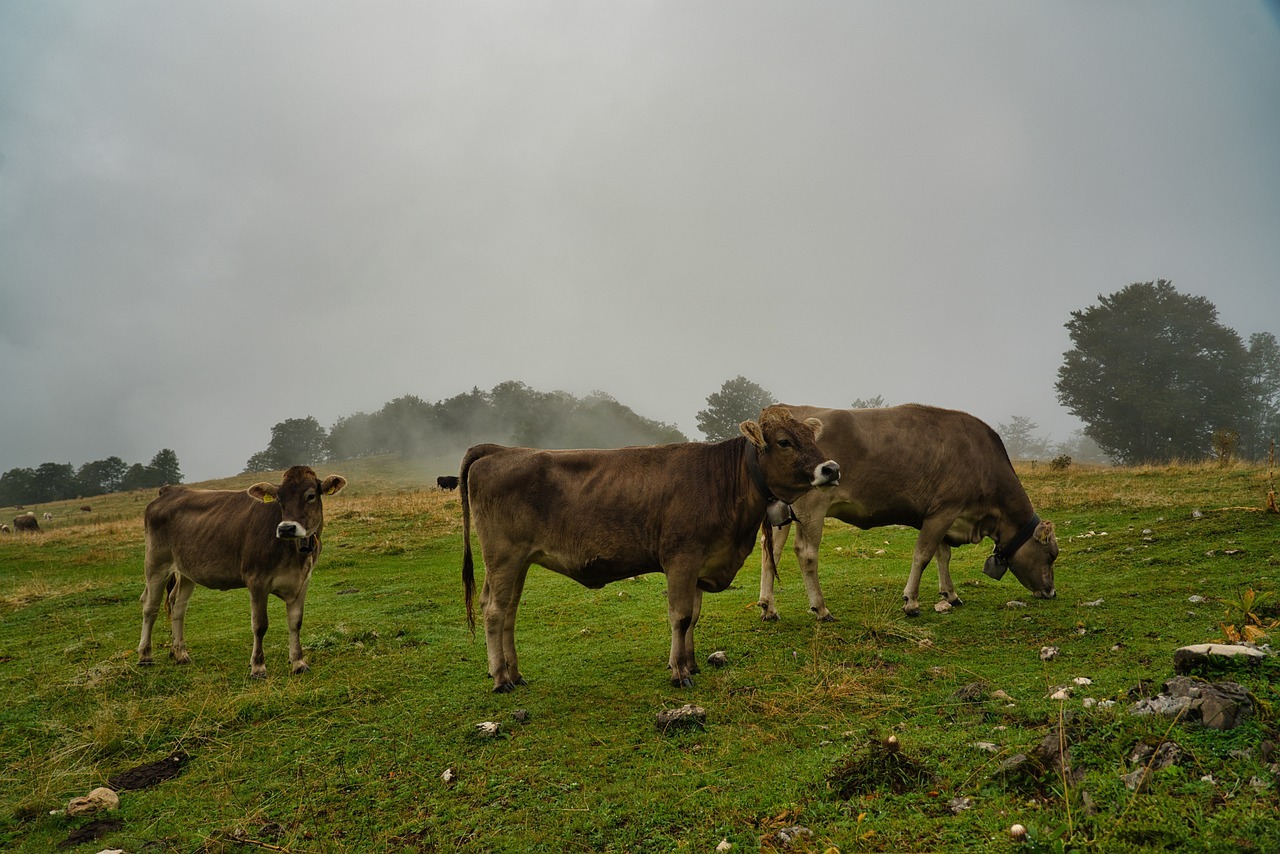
827,735,935,798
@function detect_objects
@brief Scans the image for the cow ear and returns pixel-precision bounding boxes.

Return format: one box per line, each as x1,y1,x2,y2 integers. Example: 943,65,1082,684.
321,475,347,496
1035,520,1056,544
804,417,824,441
248,483,279,503
739,419,766,449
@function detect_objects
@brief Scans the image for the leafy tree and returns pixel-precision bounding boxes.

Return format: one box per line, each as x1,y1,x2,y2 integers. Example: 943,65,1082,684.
244,416,329,473
851,395,886,409
30,463,78,503
149,449,182,485
0,467,36,505
997,416,1053,460
120,462,166,492
77,456,128,495
1243,332,1280,460
1056,280,1254,464
696,376,777,441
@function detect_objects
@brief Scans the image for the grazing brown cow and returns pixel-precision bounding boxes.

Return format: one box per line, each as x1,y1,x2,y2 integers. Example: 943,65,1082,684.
461,405,841,691
137,465,346,678
436,475,460,490
759,404,1058,620
13,512,40,533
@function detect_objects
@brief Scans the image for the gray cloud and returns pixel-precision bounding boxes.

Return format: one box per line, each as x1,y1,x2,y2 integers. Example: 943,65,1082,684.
2,2,1278,481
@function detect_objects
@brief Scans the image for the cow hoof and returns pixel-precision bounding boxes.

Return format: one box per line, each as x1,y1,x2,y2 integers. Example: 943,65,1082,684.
671,676,694,689
137,659,154,667
950,597,965,607
249,671,268,680
494,683,515,694
811,608,836,623
903,607,921,618
292,662,310,674
761,612,780,622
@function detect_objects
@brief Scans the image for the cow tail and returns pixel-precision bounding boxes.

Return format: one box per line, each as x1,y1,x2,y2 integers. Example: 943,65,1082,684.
761,519,779,580
459,447,482,637
162,574,177,617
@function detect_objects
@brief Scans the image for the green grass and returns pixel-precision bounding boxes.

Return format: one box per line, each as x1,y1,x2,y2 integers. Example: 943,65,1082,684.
2,458,1278,851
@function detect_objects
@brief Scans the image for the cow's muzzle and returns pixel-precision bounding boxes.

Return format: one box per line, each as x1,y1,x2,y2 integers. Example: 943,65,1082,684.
813,460,840,486
276,521,306,540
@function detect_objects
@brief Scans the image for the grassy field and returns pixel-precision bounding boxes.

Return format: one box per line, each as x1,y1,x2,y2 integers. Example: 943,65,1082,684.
1,457,1278,852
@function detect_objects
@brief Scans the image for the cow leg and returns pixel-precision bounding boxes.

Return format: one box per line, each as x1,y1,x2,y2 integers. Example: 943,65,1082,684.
283,580,310,674
137,562,171,666
903,518,951,617
793,515,834,622
685,587,703,676
480,562,529,692
758,520,791,621
248,587,270,679
166,575,197,664
935,543,963,606
666,566,700,688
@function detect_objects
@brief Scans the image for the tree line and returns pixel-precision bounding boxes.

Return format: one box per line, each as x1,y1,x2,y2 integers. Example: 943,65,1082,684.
243,382,687,473
0,450,182,506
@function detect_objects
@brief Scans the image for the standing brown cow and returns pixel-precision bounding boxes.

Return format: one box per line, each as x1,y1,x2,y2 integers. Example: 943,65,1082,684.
13,512,40,533
461,405,840,691
759,404,1058,620
137,465,346,678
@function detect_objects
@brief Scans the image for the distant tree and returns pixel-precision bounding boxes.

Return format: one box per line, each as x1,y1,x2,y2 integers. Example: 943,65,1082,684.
120,462,166,492
1243,332,1280,460
0,467,36,505
77,456,129,495
29,462,78,503
997,416,1053,460
696,376,777,441
1054,430,1112,465
851,395,886,409
328,411,381,460
244,416,329,473
1056,280,1254,464
149,449,182,485
369,396,436,457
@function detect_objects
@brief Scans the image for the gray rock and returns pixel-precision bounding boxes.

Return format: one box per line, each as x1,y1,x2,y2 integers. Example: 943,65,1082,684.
1129,676,1254,730
1174,643,1268,674
656,704,706,731
707,650,729,668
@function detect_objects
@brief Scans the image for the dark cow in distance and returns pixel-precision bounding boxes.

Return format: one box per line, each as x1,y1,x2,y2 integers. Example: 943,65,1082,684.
437,475,460,490
759,404,1058,620
137,465,347,678
461,405,841,692
13,512,40,533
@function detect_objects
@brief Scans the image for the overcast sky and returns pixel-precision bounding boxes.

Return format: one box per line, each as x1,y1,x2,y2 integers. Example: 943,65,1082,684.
2,2,1278,483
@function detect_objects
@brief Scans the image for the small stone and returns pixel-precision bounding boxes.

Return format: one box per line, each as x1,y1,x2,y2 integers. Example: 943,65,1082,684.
992,689,1014,702
441,768,456,785
934,600,952,613
1040,646,1060,661
972,742,999,753
1188,595,1206,604
475,721,501,737
656,704,706,731
1049,687,1072,701
716,840,732,853
1073,677,1093,686
707,650,729,668
949,796,974,814
1006,600,1027,608
66,787,119,817
1173,643,1267,674
511,709,529,723
1081,598,1104,607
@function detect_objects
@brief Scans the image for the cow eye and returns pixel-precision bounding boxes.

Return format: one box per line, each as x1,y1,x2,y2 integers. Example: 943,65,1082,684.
777,438,793,449
306,491,317,502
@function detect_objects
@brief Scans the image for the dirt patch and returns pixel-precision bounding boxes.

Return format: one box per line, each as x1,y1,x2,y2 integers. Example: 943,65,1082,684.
58,818,122,849
108,751,189,791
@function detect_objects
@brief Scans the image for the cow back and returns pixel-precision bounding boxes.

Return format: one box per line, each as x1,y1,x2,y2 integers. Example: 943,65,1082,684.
145,486,300,590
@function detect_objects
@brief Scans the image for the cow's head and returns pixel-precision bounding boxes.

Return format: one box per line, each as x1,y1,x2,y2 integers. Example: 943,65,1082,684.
996,518,1058,600
248,465,347,551
740,405,841,503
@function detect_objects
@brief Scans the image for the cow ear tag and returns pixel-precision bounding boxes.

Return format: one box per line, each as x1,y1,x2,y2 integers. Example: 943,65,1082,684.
261,493,275,503
983,554,1008,580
